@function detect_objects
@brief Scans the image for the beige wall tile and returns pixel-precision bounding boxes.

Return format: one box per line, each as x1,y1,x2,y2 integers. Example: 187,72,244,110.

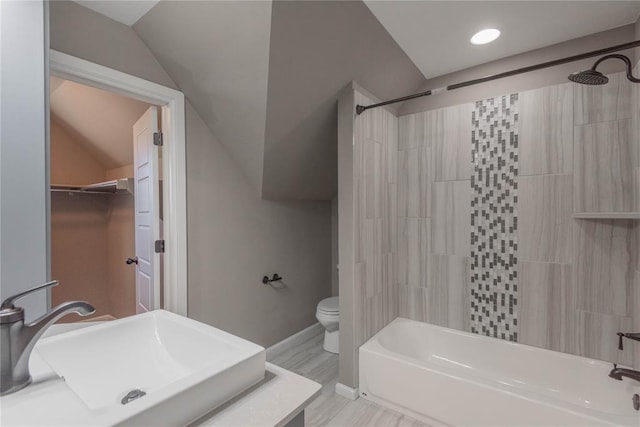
397,150,408,218
519,262,575,354
633,270,640,369
518,174,573,263
398,284,428,322
433,103,473,181
364,103,388,144
632,73,640,168
519,83,573,175
634,167,640,212
397,217,408,286
417,146,433,218
354,261,366,302
381,183,397,254
365,139,382,219
397,146,432,218
385,112,398,184
576,310,633,365
398,112,427,151
407,218,430,288
354,178,364,262
574,71,631,125
574,119,633,212
382,256,398,325
637,224,640,273
575,219,636,317
348,89,399,388
428,254,471,331
432,180,471,256
363,219,382,298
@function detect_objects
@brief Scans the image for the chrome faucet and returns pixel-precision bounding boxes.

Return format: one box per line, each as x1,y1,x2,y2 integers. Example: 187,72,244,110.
0,281,94,395
609,364,640,383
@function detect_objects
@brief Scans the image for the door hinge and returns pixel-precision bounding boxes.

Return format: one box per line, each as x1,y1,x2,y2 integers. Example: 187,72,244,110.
153,132,163,146
154,240,165,253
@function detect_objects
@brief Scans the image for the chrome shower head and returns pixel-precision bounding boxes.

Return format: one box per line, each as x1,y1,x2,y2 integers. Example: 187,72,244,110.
569,54,640,85
568,69,609,85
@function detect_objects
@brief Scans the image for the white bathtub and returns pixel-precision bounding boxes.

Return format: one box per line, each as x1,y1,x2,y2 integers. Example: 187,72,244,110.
359,318,640,426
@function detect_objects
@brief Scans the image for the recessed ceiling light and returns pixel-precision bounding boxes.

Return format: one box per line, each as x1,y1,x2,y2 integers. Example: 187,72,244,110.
470,29,501,45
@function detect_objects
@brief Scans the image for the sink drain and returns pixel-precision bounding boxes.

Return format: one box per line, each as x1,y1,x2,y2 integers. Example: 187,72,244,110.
121,389,146,405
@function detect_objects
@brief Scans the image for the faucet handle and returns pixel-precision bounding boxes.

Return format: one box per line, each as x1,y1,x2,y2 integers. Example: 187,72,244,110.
1,280,59,309
617,332,625,351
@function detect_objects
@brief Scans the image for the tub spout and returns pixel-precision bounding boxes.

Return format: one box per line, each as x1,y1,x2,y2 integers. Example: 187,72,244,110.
0,281,95,395
609,364,640,383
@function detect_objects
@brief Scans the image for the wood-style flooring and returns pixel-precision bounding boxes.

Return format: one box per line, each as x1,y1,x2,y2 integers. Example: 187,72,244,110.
269,332,429,427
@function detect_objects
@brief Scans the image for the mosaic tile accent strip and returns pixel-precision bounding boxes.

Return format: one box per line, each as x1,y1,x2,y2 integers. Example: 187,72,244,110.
470,94,520,341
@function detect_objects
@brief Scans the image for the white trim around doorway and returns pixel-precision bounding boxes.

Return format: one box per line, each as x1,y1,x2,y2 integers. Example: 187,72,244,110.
49,50,188,316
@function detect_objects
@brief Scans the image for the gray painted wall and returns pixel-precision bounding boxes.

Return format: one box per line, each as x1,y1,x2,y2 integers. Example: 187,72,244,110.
400,25,635,115
49,1,332,347
133,1,272,197
50,1,176,90
633,16,640,370
185,101,331,346
262,0,424,201
331,196,339,297
1,0,49,321
128,0,424,201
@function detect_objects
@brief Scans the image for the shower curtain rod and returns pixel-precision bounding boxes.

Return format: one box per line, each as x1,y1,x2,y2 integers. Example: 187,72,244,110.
355,39,640,115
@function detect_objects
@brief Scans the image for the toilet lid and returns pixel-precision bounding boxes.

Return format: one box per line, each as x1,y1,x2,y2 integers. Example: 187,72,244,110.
318,297,339,313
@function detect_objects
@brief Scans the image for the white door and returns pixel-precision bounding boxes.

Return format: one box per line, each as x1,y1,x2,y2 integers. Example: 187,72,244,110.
133,107,161,313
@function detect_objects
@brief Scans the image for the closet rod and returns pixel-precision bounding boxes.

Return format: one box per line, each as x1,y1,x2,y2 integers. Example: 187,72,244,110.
50,189,118,195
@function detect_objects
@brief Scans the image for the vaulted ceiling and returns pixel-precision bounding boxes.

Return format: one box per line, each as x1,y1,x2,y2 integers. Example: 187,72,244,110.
69,0,640,200
50,77,151,169
132,0,424,200
133,1,273,196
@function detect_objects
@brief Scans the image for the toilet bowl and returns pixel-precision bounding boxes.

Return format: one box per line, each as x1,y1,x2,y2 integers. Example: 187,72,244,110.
316,296,339,354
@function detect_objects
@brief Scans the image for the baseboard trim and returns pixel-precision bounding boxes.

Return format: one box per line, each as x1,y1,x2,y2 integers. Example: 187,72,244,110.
266,322,323,361
335,382,359,400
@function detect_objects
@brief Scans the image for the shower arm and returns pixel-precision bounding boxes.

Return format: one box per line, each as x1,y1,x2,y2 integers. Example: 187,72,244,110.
590,54,640,83
355,39,640,115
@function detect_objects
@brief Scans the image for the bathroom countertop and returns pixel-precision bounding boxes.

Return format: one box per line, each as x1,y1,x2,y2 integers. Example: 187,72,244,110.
1,322,321,427
191,362,321,427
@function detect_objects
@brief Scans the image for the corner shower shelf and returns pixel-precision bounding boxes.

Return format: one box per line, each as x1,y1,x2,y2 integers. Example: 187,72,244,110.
572,212,640,219
51,178,134,195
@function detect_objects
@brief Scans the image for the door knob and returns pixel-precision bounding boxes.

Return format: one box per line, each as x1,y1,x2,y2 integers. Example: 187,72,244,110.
126,257,138,265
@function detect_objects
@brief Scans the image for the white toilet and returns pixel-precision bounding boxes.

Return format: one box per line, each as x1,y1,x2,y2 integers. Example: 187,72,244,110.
316,296,339,354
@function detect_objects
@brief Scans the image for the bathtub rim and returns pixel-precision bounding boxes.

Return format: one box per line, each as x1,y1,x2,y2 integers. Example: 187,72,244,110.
359,317,640,426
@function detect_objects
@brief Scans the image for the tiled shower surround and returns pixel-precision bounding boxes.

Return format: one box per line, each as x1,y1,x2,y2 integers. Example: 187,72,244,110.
396,71,639,366
351,90,399,363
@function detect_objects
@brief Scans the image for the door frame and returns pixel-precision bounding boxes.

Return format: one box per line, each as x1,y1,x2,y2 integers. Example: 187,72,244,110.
49,50,188,316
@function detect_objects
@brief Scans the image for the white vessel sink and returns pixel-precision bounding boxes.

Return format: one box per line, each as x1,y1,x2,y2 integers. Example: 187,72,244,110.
32,310,265,426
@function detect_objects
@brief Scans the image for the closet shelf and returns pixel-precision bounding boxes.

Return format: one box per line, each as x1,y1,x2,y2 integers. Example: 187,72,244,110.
51,178,133,195
572,212,640,219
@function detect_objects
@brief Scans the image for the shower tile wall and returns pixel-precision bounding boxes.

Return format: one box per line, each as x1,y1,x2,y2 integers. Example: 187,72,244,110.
469,95,520,341
396,71,639,365
632,59,640,369
397,104,472,331
353,90,398,350
573,71,637,366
